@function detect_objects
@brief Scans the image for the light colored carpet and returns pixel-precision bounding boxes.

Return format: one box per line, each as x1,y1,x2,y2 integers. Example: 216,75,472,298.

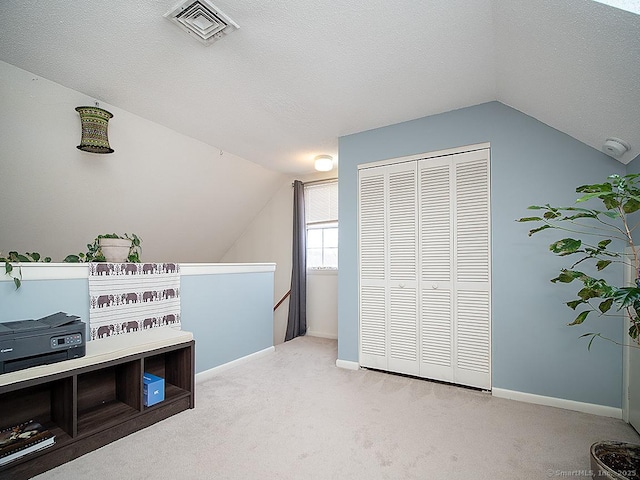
35,336,639,480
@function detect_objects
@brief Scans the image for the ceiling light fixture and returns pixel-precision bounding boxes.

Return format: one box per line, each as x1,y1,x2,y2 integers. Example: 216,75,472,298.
314,155,334,172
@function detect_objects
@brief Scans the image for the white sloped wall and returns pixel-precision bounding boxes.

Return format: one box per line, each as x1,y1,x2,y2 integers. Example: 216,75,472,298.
0,61,285,263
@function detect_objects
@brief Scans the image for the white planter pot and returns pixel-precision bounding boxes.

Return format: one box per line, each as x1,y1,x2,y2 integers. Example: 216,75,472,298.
99,238,132,263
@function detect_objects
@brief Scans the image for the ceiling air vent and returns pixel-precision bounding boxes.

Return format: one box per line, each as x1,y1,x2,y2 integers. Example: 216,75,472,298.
164,0,239,46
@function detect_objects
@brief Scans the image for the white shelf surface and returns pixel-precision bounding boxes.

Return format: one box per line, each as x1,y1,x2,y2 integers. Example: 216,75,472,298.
0,327,193,387
0,263,276,282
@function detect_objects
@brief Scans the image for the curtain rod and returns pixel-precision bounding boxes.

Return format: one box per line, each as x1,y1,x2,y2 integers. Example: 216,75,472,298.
292,177,338,187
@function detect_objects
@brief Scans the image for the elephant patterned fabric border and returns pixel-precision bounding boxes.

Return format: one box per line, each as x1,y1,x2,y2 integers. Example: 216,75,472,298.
88,263,181,340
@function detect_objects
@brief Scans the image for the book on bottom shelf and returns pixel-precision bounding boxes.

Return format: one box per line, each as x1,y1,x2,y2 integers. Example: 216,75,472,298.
0,420,55,466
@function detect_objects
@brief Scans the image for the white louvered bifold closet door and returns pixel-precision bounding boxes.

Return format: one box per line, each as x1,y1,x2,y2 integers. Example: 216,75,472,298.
419,157,454,383
359,162,419,375
419,148,491,390
453,150,491,390
359,170,387,370
359,147,490,390
387,165,419,375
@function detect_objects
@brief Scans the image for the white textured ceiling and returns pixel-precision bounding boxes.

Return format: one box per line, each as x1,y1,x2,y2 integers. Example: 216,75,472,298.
0,0,638,173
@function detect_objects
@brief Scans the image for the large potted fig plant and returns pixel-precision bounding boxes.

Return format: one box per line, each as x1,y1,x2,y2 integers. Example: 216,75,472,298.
518,173,640,479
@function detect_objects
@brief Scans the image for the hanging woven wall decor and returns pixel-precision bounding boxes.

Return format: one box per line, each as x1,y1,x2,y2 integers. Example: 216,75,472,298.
75,105,114,154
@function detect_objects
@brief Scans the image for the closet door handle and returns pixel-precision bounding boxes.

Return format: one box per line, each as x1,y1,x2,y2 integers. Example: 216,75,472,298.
399,283,405,288
432,284,438,289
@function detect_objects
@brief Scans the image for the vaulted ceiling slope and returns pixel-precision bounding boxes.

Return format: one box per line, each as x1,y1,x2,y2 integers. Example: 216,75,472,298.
0,0,638,173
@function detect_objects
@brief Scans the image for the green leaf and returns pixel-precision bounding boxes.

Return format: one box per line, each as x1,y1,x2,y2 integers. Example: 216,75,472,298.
528,225,552,236
602,195,621,210
575,192,607,203
5,262,12,274
597,239,612,248
566,300,584,310
551,269,586,284
612,287,640,308
568,311,590,326
549,238,581,255
596,260,612,271
598,298,614,313
630,323,640,340
63,255,80,263
577,288,598,301
13,277,20,288
579,332,600,350
576,183,613,194
516,216,543,222
564,212,597,220
543,210,561,219
623,198,640,214
30,252,40,261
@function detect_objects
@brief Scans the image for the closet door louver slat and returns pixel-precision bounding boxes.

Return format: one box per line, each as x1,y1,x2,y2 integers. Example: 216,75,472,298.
421,289,452,369
360,286,387,359
456,159,490,284
359,175,386,281
389,170,417,281
420,164,452,283
389,286,418,364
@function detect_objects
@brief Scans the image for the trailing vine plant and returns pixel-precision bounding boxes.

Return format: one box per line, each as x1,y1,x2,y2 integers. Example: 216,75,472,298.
517,173,640,348
2,233,142,289
0,252,52,288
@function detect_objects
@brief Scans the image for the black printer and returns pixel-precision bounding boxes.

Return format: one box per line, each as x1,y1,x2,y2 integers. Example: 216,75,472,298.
0,312,86,374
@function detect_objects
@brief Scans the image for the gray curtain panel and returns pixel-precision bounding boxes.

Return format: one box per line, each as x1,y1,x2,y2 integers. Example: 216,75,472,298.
285,180,307,341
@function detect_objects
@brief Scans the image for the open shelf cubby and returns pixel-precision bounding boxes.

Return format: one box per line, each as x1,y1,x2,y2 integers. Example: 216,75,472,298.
0,330,194,480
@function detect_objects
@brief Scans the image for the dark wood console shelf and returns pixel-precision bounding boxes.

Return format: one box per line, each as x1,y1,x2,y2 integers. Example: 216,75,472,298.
0,328,195,480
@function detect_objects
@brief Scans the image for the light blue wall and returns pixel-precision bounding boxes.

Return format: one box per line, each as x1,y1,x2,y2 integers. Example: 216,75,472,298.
0,270,274,375
338,101,626,407
180,272,274,373
627,156,640,175
0,279,90,323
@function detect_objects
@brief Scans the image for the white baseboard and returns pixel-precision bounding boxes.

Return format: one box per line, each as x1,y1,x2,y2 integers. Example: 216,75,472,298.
307,330,338,340
336,359,360,370
492,387,622,419
196,346,276,384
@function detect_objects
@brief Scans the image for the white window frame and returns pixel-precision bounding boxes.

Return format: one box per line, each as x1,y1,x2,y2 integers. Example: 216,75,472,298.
305,180,338,270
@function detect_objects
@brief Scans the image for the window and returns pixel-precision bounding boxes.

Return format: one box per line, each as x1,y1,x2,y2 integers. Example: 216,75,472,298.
305,180,338,269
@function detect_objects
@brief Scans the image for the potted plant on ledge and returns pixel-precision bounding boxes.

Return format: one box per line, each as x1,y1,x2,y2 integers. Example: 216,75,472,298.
65,233,142,263
518,173,640,479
